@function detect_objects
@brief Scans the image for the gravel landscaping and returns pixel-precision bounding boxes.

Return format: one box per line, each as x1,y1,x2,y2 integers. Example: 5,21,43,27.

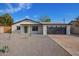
0,33,71,56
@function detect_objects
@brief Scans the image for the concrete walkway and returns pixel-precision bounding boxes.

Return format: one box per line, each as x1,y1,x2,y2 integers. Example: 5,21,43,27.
49,35,79,56
0,33,71,56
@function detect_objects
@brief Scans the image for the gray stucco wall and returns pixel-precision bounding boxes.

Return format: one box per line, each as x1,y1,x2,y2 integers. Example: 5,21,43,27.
71,26,79,34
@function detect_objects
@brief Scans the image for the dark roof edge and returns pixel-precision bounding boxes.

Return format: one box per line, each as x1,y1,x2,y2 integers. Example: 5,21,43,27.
13,18,71,25
42,24,71,25
13,18,42,25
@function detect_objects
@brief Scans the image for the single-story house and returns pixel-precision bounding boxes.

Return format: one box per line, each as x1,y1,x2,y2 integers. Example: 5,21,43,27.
12,18,71,35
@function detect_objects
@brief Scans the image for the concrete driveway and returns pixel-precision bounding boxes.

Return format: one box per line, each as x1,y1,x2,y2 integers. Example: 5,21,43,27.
49,35,79,56
0,33,71,56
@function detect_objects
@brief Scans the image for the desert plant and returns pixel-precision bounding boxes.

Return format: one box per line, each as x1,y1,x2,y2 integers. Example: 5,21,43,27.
0,45,9,53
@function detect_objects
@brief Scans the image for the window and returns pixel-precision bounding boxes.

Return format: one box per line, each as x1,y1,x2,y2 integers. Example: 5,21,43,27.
32,26,38,31
17,26,20,30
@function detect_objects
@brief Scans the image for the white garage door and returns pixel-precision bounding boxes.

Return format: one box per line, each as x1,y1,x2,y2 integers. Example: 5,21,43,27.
0,26,4,33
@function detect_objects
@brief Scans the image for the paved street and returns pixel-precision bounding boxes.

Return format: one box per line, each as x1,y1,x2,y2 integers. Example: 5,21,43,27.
0,33,71,56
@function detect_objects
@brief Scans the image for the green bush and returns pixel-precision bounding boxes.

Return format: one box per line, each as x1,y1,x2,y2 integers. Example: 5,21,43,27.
0,45,9,53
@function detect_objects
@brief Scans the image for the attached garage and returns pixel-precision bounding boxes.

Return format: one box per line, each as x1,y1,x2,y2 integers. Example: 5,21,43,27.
47,26,66,34
42,22,71,35
46,24,69,34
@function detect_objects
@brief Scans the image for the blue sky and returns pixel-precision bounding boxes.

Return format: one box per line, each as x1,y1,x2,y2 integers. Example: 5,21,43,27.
0,3,79,23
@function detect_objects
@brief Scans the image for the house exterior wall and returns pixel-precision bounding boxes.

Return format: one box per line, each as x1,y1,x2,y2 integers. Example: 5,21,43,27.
12,20,43,34
12,20,39,33
70,22,79,34
12,19,71,35
20,25,24,33
30,25,43,34
43,25,47,35
12,24,21,33
66,25,71,35
73,27,79,34
71,26,79,34
20,25,43,34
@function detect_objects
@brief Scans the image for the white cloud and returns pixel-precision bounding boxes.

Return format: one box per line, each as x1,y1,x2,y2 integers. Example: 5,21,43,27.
26,3,32,10
0,3,32,14
25,15,30,19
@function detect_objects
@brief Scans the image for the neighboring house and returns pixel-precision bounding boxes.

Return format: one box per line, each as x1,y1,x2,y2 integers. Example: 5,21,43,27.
12,18,71,35
70,20,79,34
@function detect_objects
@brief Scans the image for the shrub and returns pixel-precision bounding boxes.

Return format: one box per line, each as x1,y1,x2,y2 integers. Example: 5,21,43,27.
0,45,9,53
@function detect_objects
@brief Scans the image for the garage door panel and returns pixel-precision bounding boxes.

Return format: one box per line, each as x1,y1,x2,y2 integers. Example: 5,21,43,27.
47,27,66,34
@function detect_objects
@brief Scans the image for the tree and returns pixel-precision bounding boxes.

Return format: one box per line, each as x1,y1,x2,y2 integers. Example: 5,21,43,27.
0,16,4,25
2,13,13,26
0,13,13,33
39,16,51,22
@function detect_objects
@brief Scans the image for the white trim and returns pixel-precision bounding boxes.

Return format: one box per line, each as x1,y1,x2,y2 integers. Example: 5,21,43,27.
43,25,47,35
20,25,24,33
66,25,71,35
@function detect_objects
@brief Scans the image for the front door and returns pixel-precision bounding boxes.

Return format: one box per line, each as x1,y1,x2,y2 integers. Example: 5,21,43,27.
24,26,28,33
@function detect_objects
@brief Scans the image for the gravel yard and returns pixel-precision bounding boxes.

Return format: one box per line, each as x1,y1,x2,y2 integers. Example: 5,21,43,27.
0,33,71,56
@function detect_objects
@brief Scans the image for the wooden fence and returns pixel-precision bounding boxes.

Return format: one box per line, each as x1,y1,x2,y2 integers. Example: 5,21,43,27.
4,26,12,33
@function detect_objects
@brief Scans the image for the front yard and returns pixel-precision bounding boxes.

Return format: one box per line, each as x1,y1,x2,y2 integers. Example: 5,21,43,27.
0,33,71,56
